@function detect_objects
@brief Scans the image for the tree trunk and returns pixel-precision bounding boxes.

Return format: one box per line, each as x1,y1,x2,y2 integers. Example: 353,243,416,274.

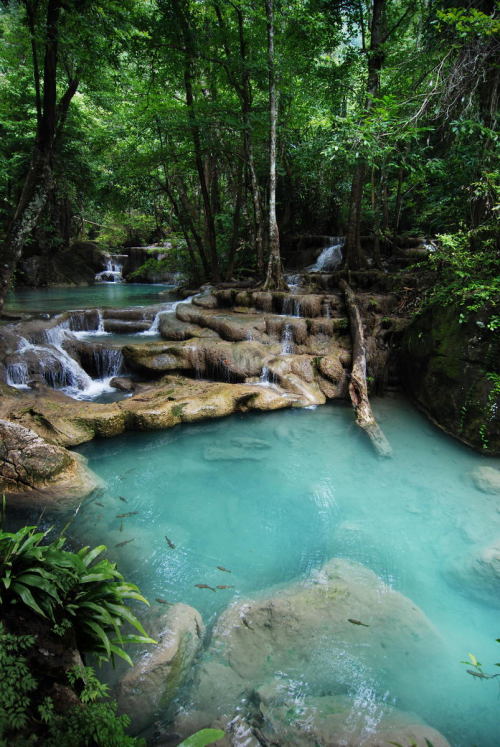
0,0,68,313
171,0,220,282
339,279,392,457
343,0,386,271
263,0,286,291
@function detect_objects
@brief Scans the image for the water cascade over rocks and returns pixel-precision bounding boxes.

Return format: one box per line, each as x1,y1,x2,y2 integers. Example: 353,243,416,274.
309,236,345,272
94,254,126,283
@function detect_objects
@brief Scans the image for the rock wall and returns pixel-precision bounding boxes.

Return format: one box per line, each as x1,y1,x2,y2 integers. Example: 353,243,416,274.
400,304,500,455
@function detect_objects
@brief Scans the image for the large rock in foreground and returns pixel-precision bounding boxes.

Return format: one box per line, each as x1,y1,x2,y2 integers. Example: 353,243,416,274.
0,419,100,508
400,303,500,454
178,558,445,744
116,603,204,734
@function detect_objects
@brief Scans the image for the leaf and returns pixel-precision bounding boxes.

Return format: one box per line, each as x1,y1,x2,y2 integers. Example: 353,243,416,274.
468,653,480,667
11,582,48,618
80,544,107,567
83,619,111,658
177,729,225,747
108,643,133,666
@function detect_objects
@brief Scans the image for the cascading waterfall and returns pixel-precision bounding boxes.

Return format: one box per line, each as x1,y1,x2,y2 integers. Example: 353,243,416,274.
139,295,196,336
95,256,125,283
282,296,302,317
309,237,345,272
258,366,277,387
6,321,125,401
281,324,294,355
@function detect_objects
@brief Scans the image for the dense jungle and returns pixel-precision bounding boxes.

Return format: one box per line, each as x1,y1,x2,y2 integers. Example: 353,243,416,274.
0,0,499,745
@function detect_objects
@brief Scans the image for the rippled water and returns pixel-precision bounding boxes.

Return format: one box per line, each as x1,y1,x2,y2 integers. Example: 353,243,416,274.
5,284,174,313
72,397,500,745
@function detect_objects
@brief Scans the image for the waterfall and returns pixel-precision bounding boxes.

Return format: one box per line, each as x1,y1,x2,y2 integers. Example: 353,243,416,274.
258,366,276,387
139,295,196,336
6,361,29,388
95,255,125,283
282,296,302,317
308,237,344,272
6,322,124,401
281,324,294,355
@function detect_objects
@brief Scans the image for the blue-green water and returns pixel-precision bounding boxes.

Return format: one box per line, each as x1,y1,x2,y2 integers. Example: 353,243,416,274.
73,397,500,745
5,284,174,313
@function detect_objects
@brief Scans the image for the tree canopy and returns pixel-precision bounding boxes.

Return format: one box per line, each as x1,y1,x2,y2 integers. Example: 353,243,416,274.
0,0,498,301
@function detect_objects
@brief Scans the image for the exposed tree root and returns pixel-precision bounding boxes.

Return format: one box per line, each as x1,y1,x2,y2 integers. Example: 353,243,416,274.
339,279,392,457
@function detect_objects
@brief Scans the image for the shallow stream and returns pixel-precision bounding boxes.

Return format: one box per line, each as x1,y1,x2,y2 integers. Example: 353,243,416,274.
70,396,500,746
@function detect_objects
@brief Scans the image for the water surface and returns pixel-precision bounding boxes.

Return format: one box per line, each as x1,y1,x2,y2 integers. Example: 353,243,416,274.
72,397,500,745
5,284,174,313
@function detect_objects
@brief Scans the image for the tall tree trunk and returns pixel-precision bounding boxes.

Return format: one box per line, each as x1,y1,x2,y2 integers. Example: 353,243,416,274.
343,0,386,270
171,0,220,282
263,0,286,291
0,0,70,312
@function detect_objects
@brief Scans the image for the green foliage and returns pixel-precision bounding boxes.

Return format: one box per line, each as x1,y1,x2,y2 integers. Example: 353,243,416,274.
425,231,500,317
0,625,144,746
0,626,37,735
0,526,155,664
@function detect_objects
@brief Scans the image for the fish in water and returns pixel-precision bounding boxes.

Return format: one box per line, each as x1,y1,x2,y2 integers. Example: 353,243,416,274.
119,520,123,533
216,585,234,590
115,538,135,548
241,617,253,630
118,496,128,503
194,584,216,592
216,565,231,573
155,597,172,605
466,669,500,679
165,536,176,549
95,501,105,507
116,511,139,518
348,618,370,627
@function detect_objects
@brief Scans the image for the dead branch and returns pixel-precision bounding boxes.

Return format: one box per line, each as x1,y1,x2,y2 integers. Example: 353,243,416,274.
339,279,392,458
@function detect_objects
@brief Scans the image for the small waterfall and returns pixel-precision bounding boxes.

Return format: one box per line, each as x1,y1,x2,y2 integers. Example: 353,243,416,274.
92,348,123,379
95,255,125,283
309,237,344,272
6,361,29,388
258,366,276,387
282,296,302,317
281,324,294,355
139,295,196,336
6,322,124,401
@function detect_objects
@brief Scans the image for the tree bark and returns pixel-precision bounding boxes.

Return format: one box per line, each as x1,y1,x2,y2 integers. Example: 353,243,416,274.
343,0,386,271
0,0,76,313
339,279,392,457
263,0,286,291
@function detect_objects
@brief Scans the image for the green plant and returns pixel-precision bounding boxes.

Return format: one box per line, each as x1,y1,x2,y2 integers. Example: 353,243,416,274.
0,526,155,664
0,625,144,746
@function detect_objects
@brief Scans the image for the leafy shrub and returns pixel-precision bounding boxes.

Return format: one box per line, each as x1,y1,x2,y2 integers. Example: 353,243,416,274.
0,626,144,746
0,526,155,664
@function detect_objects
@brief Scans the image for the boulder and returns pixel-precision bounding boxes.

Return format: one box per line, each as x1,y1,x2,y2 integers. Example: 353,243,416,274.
117,603,204,734
471,466,500,494
110,377,136,392
446,538,500,607
0,419,101,508
254,687,451,747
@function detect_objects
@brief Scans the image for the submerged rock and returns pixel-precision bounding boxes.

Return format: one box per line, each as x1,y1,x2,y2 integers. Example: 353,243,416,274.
446,537,500,607
471,466,500,494
180,558,444,742
117,603,204,734
254,685,451,747
0,419,100,508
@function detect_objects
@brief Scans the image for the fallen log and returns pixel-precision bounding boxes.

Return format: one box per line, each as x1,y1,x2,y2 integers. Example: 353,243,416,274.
339,279,392,457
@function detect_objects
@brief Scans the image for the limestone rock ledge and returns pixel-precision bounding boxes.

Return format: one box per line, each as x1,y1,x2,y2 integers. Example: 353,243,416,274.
116,603,204,735
0,418,101,508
